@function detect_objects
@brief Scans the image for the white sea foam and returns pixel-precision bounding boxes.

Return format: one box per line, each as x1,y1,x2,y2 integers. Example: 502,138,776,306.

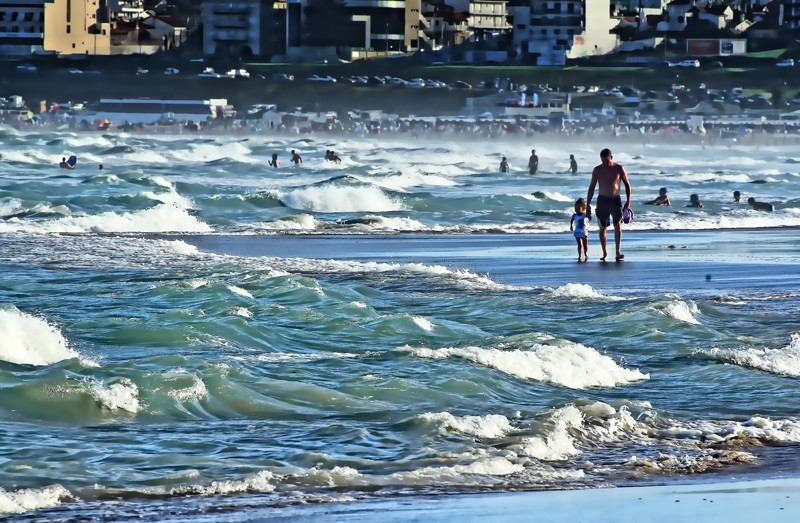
548,283,625,301
227,285,254,299
263,213,318,231
667,415,800,445
401,341,649,389
280,185,405,212
245,351,362,363
701,333,800,377
0,199,23,217
231,307,253,318
0,484,72,515
0,204,212,234
162,371,209,402
0,308,80,366
659,299,700,324
169,470,276,496
419,412,513,439
410,315,435,331
90,378,140,413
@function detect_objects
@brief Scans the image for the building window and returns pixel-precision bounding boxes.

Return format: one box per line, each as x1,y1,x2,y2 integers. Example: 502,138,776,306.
541,28,547,34
554,28,560,34
24,12,33,22
11,25,18,32
40,12,44,21
72,43,75,48
67,0,71,23
67,25,70,33
11,12,18,21
678,16,684,23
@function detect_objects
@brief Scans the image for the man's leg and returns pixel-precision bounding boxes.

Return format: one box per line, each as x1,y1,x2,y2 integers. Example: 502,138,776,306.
599,226,608,261
614,222,623,259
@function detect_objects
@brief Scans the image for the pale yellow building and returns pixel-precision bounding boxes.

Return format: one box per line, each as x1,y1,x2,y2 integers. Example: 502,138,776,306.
44,0,112,55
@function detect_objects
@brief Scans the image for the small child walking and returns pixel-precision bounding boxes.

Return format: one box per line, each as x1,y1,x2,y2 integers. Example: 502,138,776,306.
570,198,590,262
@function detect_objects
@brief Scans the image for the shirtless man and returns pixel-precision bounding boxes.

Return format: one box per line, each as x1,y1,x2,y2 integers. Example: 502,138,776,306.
586,148,631,262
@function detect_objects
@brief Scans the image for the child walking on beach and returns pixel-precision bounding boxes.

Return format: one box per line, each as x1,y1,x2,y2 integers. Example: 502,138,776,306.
570,198,590,262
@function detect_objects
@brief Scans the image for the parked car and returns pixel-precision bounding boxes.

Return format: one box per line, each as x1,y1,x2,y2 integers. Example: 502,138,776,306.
226,68,250,78
164,67,180,75
453,80,472,89
198,67,221,78
776,58,795,67
67,68,83,74
307,74,336,82
16,64,37,72
673,59,700,68
136,67,149,75
272,73,294,81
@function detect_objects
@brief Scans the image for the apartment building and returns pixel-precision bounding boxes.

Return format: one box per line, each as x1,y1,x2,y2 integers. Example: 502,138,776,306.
202,0,262,56
345,0,423,53
511,0,618,65
0,0,46,55
43,0,114,55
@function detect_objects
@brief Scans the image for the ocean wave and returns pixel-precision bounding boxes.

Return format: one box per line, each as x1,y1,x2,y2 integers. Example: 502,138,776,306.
699,333,800,377
0,203,212,234
399,341,649,390
0,308,80,366
0,484,72,515
279,185,405,213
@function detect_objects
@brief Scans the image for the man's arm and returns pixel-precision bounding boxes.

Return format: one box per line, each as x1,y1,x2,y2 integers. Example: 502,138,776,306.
620,166,632,208
586,169,598,218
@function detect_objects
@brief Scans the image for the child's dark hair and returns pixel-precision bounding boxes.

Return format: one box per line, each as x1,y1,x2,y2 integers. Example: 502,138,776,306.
574,198,586,211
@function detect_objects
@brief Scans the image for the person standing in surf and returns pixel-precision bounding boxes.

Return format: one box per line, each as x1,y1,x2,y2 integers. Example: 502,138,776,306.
586,148,631,262
570,198,590,262
528,149,538,175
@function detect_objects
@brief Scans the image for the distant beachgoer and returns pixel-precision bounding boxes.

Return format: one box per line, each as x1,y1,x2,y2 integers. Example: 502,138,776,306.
528,149,538,175
330,151,341,164
733,190,742,203
291,150,302,165
645,187,671,206
687,193,703,208
59,156,75,170
570,197,590,262
747,197,774,212
269,153,280,168
586,148,631,262
568,154,577,175
499,156,510,173
98,164,104,171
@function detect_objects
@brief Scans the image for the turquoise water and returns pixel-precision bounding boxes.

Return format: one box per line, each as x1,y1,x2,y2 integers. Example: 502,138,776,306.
1,130,800,519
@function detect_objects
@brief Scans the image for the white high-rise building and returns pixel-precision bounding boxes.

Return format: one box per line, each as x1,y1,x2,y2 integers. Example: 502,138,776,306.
509,0,618,65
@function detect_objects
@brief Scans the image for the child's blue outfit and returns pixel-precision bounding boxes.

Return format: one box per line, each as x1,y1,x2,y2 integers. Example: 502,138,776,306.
572,212,588,239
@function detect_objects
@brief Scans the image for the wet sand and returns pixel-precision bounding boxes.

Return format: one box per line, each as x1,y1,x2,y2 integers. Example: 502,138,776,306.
249,478,800,522
183,229,800,293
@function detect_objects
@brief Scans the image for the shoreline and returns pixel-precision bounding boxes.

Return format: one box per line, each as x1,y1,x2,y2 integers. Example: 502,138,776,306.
247,477,800,523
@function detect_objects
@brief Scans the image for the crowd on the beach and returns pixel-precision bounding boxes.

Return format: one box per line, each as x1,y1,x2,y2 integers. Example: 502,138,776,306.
6,108,800,147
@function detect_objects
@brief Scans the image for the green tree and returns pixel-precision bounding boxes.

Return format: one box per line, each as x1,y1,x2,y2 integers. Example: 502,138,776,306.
303,0,351,47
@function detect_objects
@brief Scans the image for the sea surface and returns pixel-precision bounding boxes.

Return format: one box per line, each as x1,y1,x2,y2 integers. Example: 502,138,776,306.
1,128,800,520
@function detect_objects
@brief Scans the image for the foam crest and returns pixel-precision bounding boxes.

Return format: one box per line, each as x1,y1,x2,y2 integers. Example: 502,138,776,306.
263,213,318,231
660,299,700,324
401,342,649,389
702,333,800,377
0,308,79,366
0,199,23,217
549,283,624,301
411,315,435,331
141,189,195,210
0,485,71,515
231,307,253,318
0,204,213,234
280,185,404,212
368,169,457,191
162,371,209,402
170,470,276,496
187,141,255,164
419,412,513,439
388,456,524,483
517,405,583,460
90,378,140,413
227,285,254,299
